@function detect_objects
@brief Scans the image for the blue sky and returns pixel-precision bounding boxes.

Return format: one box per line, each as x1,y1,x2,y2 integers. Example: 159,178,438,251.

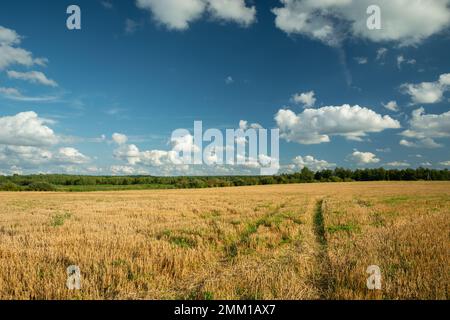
0,0,449,175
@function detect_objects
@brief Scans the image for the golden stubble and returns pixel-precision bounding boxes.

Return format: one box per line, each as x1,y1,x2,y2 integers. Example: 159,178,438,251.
0,182,448,300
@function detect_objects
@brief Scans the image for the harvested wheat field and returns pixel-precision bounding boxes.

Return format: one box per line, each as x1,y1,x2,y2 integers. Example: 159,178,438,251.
0,182,448,300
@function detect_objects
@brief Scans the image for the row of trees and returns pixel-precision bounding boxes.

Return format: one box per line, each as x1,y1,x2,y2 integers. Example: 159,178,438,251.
0,167,448,191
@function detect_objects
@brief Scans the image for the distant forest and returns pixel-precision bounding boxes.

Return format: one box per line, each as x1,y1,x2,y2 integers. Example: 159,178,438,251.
0,167,449,191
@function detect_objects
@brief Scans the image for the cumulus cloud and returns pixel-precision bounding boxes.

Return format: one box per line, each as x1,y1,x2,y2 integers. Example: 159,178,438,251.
0,145,89,168
136,0,205,30
401,72,450,104
292,90,316,107
439,161,450,166
207,0,256,26
109,121,278,175
7,70,58,87
292,155,335,171
112,133,128,145
0,111,58,147
111,132,196,167
272,0,450,47
113,143,142,165
400,108,450,148
239,120,262,130
0,146,52,166
0,111,92,172
382,101,399,112
140,149,171,166
0,26,46,69
56,147,89,164
349,150,380,165
110,165,135,175
275,104,400,144
136,0,256,30
0,25,21,45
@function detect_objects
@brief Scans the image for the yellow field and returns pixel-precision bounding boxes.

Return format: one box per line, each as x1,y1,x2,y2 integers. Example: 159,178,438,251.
0,182,448,300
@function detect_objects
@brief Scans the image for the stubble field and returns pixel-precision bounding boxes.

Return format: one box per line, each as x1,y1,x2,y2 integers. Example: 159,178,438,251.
0,182,448,300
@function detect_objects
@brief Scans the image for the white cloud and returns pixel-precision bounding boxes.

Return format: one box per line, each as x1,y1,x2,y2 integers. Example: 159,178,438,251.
170,133,200,157
0,111,58,147
86,166,103,173
275,104,400,144
292,90,316,107
0,86,57,102
0,87,20,96
0,145,89,168
110,165,135,175
225,75,234,84
113,143,141,165
56,147,89,164
386,161,410,167
397,55,416,69
354,57,368,65
401,72,450,104
400,108,450,148
292,155,335,171
0,111,94,172
239,120,262,130
349,150,380,165
136,0,256,30
382,101,399,112
0,146,52,166
439,73,450,86
272,0,450,47
207,0,256,26
137,0,205,30
140,150,171,166
439,161,450,166
112,132,199,167
7,70,58,87
376,48,388,61
399,138,441,149
0,26,46,69
0,26,21,45
112,133,128,145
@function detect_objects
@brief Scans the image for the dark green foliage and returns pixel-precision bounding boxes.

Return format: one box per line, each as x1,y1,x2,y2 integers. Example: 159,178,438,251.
0,181,22,191
0,167,448,192
25,182,57,191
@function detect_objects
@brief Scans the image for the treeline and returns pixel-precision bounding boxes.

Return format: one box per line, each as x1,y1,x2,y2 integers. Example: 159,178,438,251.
0,167,448,191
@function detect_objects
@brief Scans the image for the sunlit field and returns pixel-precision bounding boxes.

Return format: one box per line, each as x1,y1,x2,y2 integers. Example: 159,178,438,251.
0,182,448,300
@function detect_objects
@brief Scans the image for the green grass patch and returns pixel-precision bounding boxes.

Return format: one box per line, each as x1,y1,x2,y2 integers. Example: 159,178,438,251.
156,230,197,249
382,196,410,205
50,212,72,227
